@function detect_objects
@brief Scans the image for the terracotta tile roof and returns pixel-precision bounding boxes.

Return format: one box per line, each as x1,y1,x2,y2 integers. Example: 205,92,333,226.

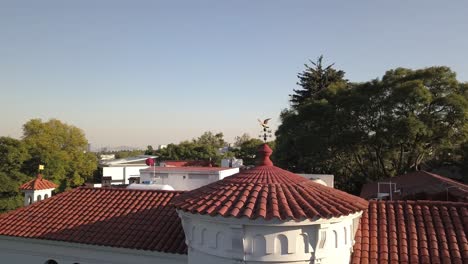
161,160,212,167
360,171,468,202
173,144,369,220
19,174,58,190
352,200,468,264
0,188,187,254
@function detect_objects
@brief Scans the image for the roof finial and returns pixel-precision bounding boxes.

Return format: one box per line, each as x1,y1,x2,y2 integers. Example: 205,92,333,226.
258,118,272,143
257,144,273,166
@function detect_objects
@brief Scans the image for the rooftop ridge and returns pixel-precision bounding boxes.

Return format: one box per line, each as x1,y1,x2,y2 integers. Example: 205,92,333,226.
370,199,468,206
421,170,468,189
81,186,187,194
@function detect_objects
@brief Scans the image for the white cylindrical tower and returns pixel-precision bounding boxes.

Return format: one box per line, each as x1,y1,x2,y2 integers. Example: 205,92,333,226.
174,144,368,264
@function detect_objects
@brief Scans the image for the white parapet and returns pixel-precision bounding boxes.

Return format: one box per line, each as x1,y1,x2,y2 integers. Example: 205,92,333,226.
177,210,363,264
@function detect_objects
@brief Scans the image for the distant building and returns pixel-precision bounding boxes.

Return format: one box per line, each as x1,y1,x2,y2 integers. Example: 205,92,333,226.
158,144,167,150
217,146,230,154
297,174,334,188
160,160,212,167
221,157,243,168
99,154,115,160
139,166,239,191
99,155,156,185
360,170,468,202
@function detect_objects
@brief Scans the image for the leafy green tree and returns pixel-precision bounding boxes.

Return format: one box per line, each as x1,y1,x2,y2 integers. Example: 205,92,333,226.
156,131,227,165
22,119,97,190
145,145,154,155
276,64,468,193
0,137,30,173
113,149,144,159
235,138,264,166
0,137,31,213
194,132,226,149
234,133,252,147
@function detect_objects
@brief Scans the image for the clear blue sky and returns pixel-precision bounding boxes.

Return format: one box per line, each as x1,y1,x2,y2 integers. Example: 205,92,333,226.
1,1,467,149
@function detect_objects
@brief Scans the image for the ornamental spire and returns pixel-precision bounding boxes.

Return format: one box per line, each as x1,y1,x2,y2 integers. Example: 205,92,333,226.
256,143,273,166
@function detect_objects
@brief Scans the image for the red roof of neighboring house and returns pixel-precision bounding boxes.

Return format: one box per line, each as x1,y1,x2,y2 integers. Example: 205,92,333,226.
162,160,212,167
360,171,468,202
352,200,468,264
173,144,369,220
141,166,232,173
19,174,58,191
0,188,187,254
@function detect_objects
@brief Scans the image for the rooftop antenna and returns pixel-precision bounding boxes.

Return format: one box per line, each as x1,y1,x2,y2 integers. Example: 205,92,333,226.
258,118,273,143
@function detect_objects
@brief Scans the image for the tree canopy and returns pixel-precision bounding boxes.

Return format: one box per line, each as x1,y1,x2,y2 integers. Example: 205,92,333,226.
290,55,347,107
276,59,468,193
22,119,97,190
0,137,30,213
153,131,228,165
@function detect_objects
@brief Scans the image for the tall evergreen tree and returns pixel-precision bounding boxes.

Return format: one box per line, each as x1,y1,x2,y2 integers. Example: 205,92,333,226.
290,55,347,107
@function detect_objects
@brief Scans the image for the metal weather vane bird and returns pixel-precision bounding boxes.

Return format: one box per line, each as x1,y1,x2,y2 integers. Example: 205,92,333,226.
258,118,273,142
258,118,271,129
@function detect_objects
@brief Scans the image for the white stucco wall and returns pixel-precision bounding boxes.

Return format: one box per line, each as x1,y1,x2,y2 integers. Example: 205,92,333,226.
219,168,240,179
298,174,334,188
141,172,217,190
178,211,362,264
22,188,54,206
139,168,239,191
103,166,149,185
0,236,187,264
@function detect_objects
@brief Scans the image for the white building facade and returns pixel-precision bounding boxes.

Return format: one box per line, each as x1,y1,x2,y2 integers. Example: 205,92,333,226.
139,167,239,190
0,237,186,264
178,211,362,264
99,155,156,185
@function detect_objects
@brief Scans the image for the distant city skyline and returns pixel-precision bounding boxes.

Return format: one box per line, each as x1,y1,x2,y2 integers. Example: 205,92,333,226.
1,1,467,148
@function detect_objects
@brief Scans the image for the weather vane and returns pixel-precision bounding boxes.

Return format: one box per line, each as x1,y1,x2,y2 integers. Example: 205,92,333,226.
258,118,272,142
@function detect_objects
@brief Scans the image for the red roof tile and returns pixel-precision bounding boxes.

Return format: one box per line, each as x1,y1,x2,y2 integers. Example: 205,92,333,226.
351,200,468,264
0,188,187,254
19,174,58,190
360,171,468,202
161,160,212,167
173,144,369,220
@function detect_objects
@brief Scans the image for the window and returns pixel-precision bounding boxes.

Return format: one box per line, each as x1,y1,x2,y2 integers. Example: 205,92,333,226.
344,227,347,245
297,233,310,253
200,228,207,245
319,231,326,248
275,234,288,255
28,195,33,205
333,230,338,248
215,232,225,249
45,260,58,264
252,235,266,256
37,195,42,201
44,194,49,199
